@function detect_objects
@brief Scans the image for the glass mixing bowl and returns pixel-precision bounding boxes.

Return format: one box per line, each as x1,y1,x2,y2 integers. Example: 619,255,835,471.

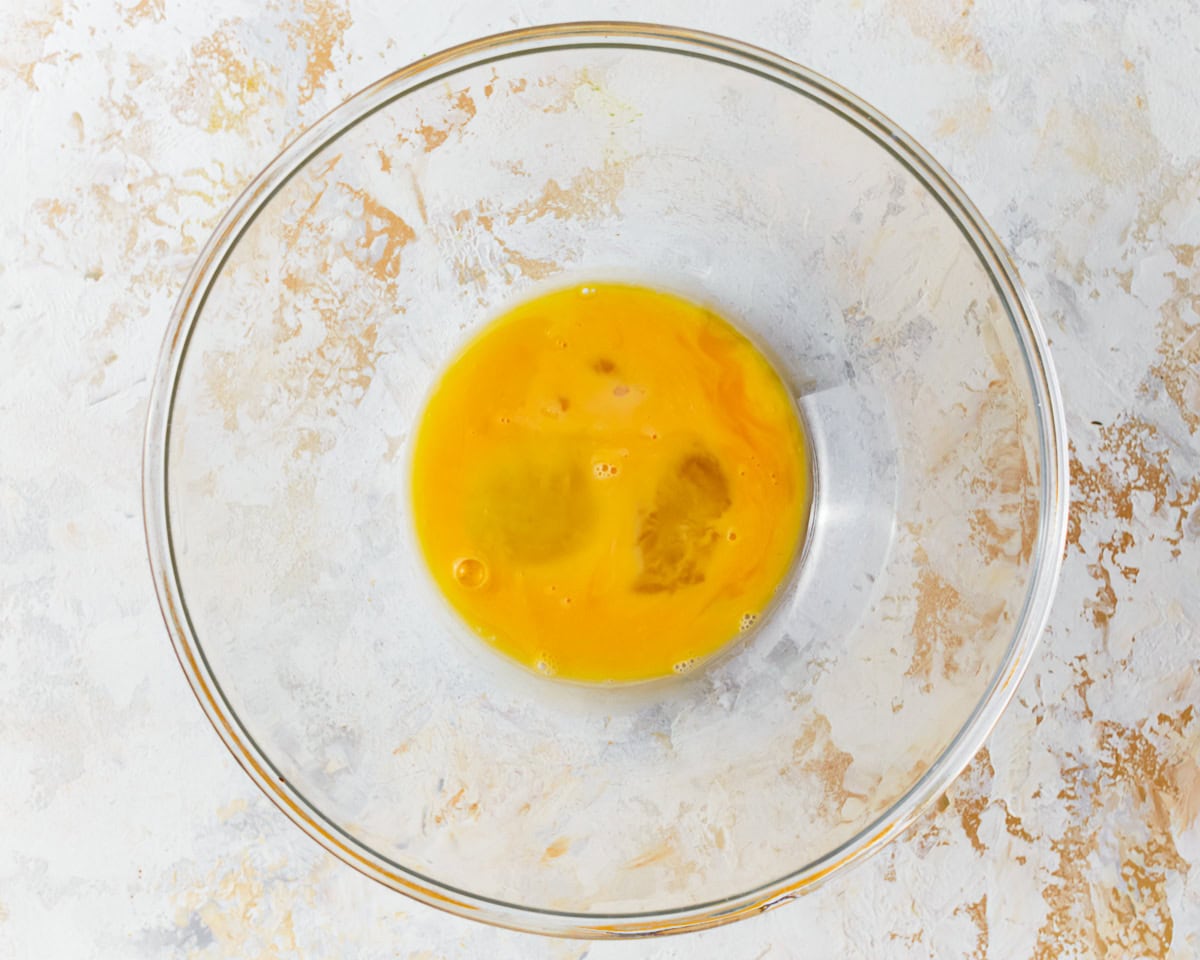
143,23,1068,937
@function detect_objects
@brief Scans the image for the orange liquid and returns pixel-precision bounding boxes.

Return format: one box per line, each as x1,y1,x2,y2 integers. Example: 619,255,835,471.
411,283,810,683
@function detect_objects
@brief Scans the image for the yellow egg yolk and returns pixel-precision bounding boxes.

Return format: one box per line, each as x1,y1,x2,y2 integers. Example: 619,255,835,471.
411,283,810,683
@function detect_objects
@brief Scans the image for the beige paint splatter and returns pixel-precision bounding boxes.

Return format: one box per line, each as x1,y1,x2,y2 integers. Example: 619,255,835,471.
496,238,558,280
172,854,311,957
384,432,407,462
33,198,76,238
1084,560,1117,630
1033,709,1197,959
296,308,381,407
236,151,393,450
123,0,165,26
908,569,961,686
286,0,353,105
292,427,335,461
431,785,480,826
1068,416,1197,629
1039,100,1159,186
203,350,246,432
954,893,988,960
892,0,992,72
905,547,968,690
505,158,630,225
625,837,675,870
952,749,992,855
409,167,428,225
942,747,1035,859
180,24,278,134
966,320,1038,566
1069,419,1170,547
215,797,248,822
279,153,343,251
934,96,993,140
0,0,64,90
203,270,383,432
1146,243,1200,435
339,184,417,281
542,837,570,862
539,68,603,114
447,206,561,289
399,87,478,153
792,713,866,822
1129,165,1200,247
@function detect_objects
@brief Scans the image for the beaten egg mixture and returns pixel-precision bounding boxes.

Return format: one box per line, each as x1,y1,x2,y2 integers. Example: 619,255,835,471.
411,283,809,683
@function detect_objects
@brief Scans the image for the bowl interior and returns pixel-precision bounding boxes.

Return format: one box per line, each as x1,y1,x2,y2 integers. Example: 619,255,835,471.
152,27,1061,933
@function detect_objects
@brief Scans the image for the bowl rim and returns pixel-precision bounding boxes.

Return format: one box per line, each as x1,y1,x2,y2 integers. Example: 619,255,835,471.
142,20,1070,939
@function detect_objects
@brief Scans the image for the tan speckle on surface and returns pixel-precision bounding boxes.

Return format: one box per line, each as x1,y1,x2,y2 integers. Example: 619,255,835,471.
340,184,417,281
182,23,279,133
792,713,867,823
892,0,993,71
400,86,479,153
954,894,988,960
626,839,675,870
543,837,570,862
286,0,352,105
905,545,985,690
1147,245,1200,435
505,158,630,225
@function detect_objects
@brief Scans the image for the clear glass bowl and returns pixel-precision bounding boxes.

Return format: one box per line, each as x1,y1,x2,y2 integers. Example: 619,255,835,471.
143,23,1068,937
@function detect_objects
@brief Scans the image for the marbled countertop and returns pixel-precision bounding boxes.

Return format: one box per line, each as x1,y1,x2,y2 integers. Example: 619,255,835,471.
3,1,1198,957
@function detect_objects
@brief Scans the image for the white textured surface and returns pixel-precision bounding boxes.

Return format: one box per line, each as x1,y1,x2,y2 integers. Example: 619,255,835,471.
2,0,1198,957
